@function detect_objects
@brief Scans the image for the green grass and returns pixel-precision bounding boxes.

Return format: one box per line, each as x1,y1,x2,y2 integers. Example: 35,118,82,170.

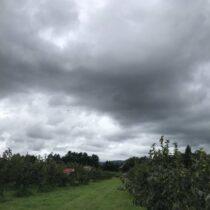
0,178,145,210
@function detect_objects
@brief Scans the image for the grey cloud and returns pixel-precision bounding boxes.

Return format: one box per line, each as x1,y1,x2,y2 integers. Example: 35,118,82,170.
0,0,210,159
35,0,78,34
27,124,53,140
27,139,46,152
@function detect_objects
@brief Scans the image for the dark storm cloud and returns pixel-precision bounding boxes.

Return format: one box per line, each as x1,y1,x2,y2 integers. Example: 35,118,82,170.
0,0,210,158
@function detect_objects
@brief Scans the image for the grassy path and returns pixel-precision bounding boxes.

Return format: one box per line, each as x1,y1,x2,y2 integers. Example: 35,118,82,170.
0,178,145,210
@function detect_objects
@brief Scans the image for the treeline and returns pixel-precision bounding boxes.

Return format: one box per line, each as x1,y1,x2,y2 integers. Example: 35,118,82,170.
47,151,99,167
0,149,115,201
122,137,210,210
101,161,123,172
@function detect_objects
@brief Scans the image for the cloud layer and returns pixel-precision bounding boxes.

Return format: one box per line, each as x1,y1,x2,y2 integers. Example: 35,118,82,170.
0,0,210,160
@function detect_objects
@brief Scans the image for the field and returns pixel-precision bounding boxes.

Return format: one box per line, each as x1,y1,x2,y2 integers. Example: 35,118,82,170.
0,178,145,210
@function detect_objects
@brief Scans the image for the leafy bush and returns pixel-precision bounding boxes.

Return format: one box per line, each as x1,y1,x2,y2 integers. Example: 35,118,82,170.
123,137,210,210
0,149,114,200
0,158,6,200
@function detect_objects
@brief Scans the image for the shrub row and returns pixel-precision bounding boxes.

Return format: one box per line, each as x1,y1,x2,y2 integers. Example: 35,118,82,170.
122,137,210,210
0,150,114,200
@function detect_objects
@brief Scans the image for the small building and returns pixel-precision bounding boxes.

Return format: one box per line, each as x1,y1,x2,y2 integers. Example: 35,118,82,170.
63,168,75,175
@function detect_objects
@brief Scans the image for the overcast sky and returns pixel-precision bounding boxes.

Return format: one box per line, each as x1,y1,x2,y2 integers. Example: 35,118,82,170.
0,0,210,160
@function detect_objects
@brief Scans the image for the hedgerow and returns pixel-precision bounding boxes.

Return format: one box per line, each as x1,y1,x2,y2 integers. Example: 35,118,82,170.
0,150,115,199
123,136,210,210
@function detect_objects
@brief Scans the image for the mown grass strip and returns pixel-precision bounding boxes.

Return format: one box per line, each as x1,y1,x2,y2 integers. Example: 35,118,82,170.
0,178,145,210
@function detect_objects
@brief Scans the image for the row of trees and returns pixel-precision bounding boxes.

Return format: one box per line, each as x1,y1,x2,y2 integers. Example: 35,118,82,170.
0,149,114,201
101,161,123,172
45,151,99,167
122,137,210,210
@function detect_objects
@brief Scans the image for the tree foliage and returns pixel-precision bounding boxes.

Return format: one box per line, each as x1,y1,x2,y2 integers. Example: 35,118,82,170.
0,149,114,200
102,161,122,172
123,137,210,210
